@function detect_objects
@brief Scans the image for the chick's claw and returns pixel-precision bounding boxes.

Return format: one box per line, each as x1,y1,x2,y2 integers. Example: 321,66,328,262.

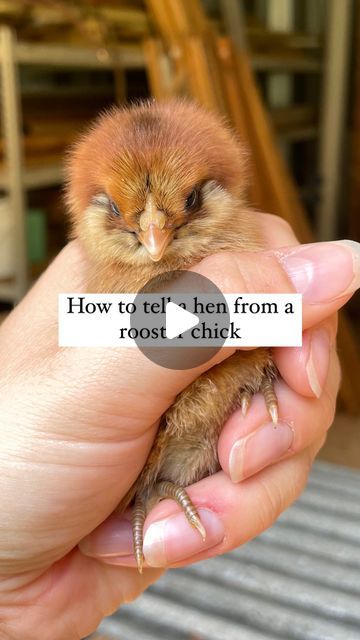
240,372,279,425
240,390,251,417
261,375,279,424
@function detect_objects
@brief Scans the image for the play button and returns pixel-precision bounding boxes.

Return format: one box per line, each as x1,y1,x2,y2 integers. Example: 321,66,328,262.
130,270,230,370
165,302,199,340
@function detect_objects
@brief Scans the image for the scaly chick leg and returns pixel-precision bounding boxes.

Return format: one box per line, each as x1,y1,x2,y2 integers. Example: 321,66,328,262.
155,481,206,540
261,375,278,424
129,349,279,573
132,481,205,573
132,497,146,573
240,374,279,425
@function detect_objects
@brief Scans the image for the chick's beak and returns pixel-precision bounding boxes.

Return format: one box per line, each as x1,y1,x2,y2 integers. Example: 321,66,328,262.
138,194,173,262
138,224,173,262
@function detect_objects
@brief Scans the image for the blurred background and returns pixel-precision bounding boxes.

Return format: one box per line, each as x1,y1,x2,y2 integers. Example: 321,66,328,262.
0,1,359,637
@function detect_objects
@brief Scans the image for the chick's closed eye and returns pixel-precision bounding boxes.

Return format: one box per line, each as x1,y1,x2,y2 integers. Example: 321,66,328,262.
109,199,121,217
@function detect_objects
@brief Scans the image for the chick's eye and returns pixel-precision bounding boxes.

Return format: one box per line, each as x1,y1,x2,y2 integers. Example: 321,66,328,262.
109,199,121,217
185,188,200,212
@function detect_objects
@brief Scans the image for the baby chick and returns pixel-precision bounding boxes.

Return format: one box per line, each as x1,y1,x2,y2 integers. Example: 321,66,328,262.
67,100,278,571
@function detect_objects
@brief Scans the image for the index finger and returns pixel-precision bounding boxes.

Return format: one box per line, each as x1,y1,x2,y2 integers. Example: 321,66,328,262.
192,240,359,331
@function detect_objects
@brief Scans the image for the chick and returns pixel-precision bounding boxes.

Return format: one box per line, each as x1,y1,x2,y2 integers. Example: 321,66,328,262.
67,100,278,571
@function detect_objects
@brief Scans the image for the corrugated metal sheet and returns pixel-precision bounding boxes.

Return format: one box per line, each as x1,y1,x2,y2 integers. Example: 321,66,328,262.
94,461,360,640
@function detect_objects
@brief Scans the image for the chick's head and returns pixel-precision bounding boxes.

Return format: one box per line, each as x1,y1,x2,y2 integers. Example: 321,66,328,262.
67,100,258,272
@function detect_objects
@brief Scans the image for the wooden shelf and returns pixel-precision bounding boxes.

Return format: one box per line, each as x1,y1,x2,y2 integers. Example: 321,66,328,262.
14,41,144,70
21,85,113,98
0,26,148,301
277,126,318,142
0,280,17,302
252,54,321,73
0,164,63,190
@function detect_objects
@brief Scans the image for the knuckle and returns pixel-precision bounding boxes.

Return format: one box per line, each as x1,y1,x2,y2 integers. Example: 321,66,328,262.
256,458,310,529
263,214,294,237
196,252,244,292
256,475,289,528
197,252,248,292
309,434,327,461
320,390,337,432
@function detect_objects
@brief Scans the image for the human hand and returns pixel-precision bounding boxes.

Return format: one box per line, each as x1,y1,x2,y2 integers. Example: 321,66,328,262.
80,220,357,571
0,215,358,639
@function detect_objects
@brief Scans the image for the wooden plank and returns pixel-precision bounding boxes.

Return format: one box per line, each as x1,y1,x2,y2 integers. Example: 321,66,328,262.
318,0,352,240
219,0,247,49
167,0,229,113
233,49,360,412
14,41,144,69
143,39,172,99
236,50,313,241
216,37,263,207
348,10,360,242
183,37,227,112
0,26,28,301
145,0,181,49
146,0,227,113
145,0,192,91
144,3,360,412
168,0,208,37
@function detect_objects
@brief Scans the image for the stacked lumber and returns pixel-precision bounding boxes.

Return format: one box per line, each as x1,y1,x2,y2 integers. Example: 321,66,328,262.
0,93,112,169
143,0,360,412
0,0,149,45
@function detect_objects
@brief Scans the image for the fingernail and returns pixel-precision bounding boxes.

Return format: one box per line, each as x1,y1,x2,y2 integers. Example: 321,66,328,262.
277,240,360,303
143,508,224,567
79,515,133,558
305,327,331,398
229,421,294,482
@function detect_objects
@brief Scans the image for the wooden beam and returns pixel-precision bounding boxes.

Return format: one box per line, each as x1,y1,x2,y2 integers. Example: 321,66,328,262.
183,37,227,113
143,39,172,99
236,50,313,241
219,0,248,50
318,0,352,240
143,0,360,412
145,0,181,49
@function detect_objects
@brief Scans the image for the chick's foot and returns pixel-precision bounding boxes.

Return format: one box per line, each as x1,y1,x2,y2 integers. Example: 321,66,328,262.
129,349,278,573
240,374,279,425
132,482,205,573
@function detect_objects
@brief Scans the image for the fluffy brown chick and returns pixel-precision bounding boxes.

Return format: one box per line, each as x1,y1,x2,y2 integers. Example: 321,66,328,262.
67,100,277,571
